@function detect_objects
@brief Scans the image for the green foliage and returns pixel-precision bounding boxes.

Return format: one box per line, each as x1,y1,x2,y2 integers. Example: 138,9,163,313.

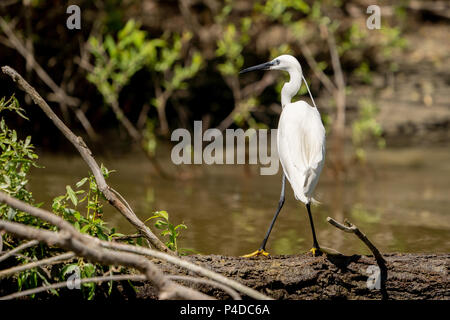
352,98,385,162
150,32,204,110
0,98,41,224
145,210,187,253
87,19,160,104
0,96,29,120
0,97,55,294
216,17,251,76
255,0,310,23
353,62,373,84
60,262,97,300
0,99,132,298
52,167,119,241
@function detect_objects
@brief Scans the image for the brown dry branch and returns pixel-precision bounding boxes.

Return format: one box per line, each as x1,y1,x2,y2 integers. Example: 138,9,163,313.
0,215,212,300
327,217,388,300
0,239,38,263
0,274,147,300
168,275,241,300
0,17,99,141
112,233,142,241
217,72,277,132
0,252,76,279
98,239,271,300
1,65,171,254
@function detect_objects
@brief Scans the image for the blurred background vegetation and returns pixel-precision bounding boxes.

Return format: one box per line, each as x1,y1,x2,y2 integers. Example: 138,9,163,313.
0,0,449,256
0,0,448,154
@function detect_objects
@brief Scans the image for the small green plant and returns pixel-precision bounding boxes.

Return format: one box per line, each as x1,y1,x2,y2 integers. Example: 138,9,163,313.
146,210,187,253
52,165,121,241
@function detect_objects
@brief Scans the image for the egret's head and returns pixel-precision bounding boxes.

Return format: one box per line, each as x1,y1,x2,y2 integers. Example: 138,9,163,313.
239,54,302,74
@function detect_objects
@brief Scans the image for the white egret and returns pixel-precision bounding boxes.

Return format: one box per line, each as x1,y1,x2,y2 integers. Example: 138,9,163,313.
240,55,326,257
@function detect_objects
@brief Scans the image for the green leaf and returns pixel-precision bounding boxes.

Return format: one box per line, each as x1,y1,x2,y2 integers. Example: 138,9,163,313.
66,185,78,206
76,177,88,188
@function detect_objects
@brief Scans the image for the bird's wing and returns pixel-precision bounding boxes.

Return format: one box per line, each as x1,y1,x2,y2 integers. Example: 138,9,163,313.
277,101,326,203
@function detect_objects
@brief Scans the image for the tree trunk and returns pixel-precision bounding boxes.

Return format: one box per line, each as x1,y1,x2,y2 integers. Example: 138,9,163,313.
139,253,449,300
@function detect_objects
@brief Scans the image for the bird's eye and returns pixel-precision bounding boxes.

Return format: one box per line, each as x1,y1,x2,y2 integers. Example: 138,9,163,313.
275,59,280,65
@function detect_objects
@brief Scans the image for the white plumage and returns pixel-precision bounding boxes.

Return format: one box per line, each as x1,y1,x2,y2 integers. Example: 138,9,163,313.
278,101,325,204
240,54,326,256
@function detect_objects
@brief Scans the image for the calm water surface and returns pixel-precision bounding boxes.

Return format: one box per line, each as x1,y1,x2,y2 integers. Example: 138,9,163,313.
28,146,450,256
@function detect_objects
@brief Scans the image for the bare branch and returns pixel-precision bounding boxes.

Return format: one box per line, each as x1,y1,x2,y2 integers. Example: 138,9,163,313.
241,72,277,99
112,234,142,241
98,240,272,300
0,240,38,263
322,25,346,134
0,274,147,300
297,38,336,95
0,17,77,106
327,217,385,264
0,16,99,141
327,217,388,300
169,275,242,300
0,252,75,279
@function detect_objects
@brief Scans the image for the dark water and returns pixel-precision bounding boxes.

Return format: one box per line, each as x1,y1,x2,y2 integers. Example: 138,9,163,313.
28,146,450,256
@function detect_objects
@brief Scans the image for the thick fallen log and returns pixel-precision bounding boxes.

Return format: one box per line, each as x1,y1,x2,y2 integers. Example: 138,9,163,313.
140,253,449,300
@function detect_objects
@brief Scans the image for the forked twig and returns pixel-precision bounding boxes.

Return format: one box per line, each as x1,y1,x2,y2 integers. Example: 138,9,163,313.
0,274,147,300
327,217,388,300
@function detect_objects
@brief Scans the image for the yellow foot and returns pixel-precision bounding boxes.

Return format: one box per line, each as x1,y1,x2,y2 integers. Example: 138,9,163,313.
242,249,270,258
309,247,323,257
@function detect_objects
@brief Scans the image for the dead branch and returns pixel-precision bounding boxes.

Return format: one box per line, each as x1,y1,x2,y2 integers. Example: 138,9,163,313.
0,239,38,263
297,38,336,95
98,239,271,300
1,65,171,254
112,234,142,241
327,217,388,300
0,16,99,141
0,274,147,300
0,252,75,279
168,275,241,300
322,25,346,136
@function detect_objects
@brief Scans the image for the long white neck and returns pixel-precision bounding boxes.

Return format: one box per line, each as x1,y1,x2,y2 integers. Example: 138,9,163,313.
281,68,302,107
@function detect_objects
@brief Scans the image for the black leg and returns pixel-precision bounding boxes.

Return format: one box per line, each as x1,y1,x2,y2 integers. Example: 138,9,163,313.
259,174,286,251
306,202,320,249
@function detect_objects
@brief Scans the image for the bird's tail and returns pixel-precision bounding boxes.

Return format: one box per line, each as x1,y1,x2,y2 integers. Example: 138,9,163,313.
304,167,321,205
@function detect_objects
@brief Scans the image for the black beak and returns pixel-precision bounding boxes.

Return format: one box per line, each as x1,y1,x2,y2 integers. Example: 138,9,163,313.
239,61,275,74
